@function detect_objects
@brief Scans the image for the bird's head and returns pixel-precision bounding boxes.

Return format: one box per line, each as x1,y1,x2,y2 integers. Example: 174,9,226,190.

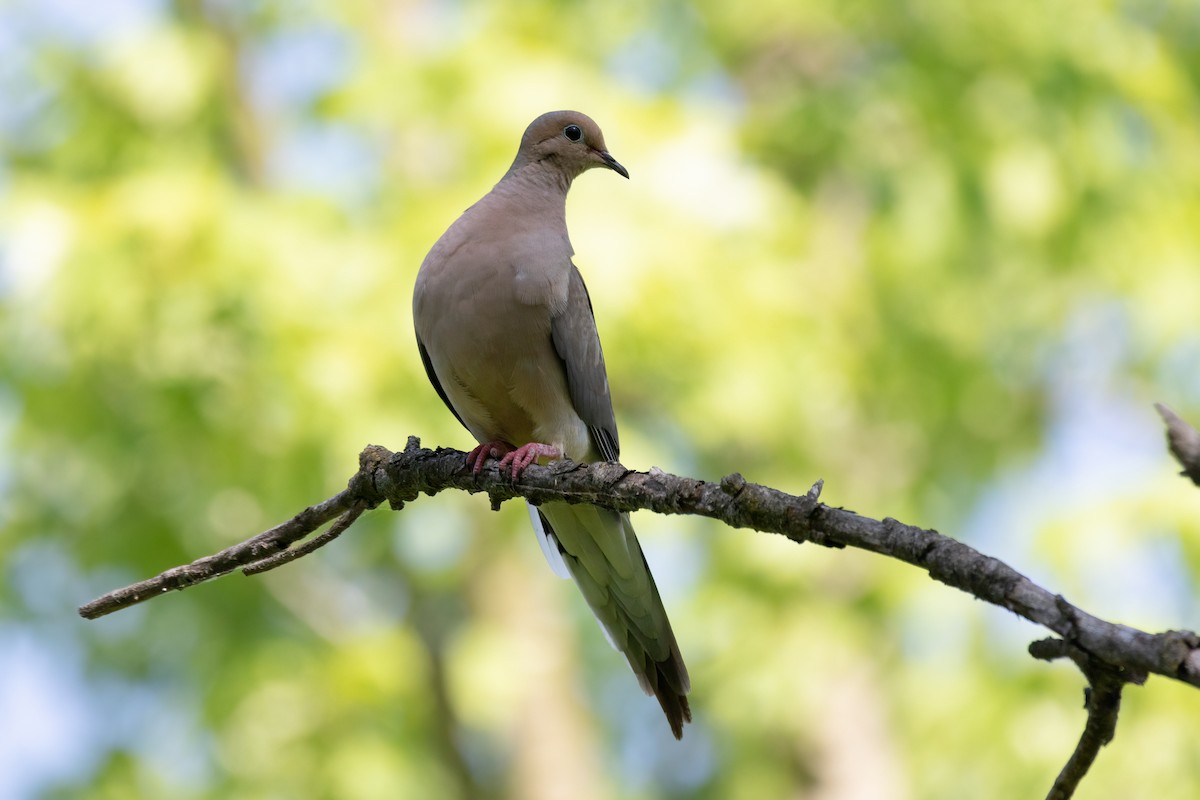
512,110,629,181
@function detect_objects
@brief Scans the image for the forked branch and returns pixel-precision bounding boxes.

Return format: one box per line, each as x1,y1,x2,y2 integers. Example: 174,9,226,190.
78,405,1200,799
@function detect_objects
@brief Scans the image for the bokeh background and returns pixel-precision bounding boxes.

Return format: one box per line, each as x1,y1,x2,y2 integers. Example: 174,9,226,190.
3,1,1200,798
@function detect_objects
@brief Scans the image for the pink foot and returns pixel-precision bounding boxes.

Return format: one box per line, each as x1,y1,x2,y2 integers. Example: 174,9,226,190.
466,441,514,475
498,442,562,480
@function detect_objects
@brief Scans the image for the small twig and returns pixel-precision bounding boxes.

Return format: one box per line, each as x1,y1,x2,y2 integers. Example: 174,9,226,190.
242,500,369,576
1156,403,1200,486
1031,638,1137,800
77,490,358,619
1047,674,1124,800
77,446,390,620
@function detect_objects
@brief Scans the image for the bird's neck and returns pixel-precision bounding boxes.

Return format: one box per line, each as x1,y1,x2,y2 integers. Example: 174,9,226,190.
497,158,575,204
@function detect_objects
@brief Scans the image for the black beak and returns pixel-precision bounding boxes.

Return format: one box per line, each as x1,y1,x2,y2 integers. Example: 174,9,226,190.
599,150,630,179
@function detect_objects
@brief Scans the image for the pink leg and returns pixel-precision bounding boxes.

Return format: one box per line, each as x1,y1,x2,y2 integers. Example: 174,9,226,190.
465,441,514,475
498,442,562,480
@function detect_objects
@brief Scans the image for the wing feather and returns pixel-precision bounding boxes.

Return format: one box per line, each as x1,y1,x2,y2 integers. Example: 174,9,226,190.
550,266,620,462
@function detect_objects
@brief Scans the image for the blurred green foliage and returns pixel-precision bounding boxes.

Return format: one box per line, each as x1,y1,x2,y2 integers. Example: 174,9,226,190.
3,1,1200,798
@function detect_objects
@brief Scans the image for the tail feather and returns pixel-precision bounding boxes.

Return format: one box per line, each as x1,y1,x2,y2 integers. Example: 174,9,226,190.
646,654,693,739
535,500,691,739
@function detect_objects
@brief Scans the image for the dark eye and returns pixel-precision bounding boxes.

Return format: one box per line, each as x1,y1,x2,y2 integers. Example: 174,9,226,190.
564,124,583,142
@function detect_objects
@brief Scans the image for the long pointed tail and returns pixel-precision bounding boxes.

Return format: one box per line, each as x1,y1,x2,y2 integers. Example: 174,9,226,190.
532,500,691,738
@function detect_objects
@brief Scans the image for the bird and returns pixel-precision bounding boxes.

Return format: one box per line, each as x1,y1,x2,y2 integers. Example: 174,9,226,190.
412,110,691,738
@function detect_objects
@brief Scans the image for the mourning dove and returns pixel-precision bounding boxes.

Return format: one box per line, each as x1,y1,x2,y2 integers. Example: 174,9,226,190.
412,110,691,738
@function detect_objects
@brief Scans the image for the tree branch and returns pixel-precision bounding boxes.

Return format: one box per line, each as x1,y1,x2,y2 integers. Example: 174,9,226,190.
80,434,1200,681
78,413,1200,798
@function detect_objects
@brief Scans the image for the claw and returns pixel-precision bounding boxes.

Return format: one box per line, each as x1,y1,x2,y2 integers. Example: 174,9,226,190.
465,441,514,475
498,442,562,480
